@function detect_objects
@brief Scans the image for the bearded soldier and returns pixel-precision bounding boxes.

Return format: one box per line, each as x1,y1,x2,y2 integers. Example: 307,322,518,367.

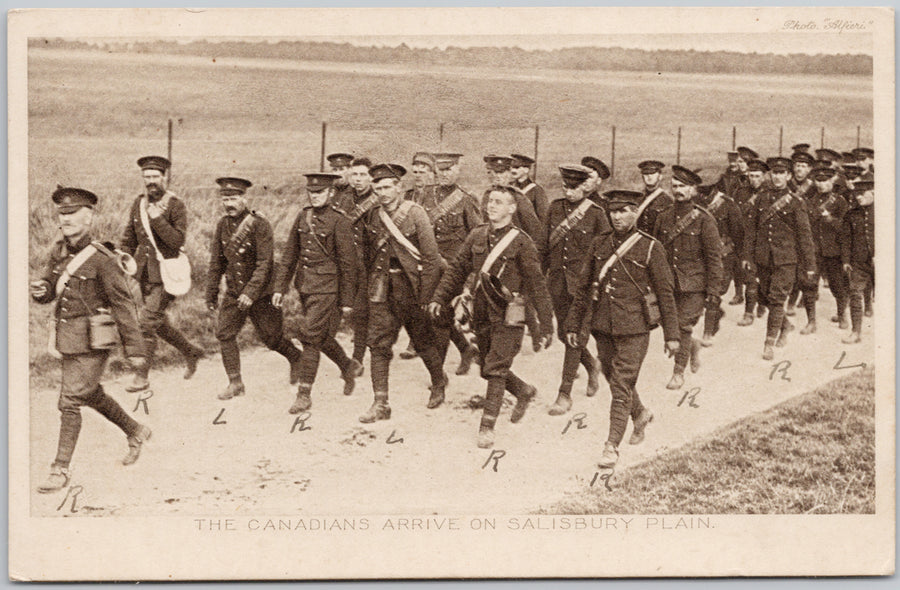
272,173,360,413
429,185,554,448
742,157,816,360
564,190,680,470
652,166,723,390
542,165,610,415
122,156,203,392
31,187,151,493
205,177,303,401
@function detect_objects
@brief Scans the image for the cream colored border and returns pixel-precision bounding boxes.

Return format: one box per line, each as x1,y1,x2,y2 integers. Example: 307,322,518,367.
8,7,895,579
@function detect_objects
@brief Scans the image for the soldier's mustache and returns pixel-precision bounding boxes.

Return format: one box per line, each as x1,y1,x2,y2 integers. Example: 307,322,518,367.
146,184,164,198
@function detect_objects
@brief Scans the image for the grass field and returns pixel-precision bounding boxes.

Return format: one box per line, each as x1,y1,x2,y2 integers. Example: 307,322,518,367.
546,367,876,514
26,48,874,382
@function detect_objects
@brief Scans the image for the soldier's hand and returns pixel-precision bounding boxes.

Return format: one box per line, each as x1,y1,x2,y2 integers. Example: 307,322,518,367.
128,356,148,371
742,260,752,272
843,263,853,275
341,306,353,316
540,333,554,350
665,340,680,357
566,333,581,348
29,280,49,300
427,302,442,319
237,294,253,310
272,293,283,308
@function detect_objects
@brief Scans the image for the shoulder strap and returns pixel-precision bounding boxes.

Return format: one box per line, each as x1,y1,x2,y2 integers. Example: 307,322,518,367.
479,228,520,276
377,202,421,261
224,212,258,258
707,192,725,213
664,209,702,245
596,232,643,286
428,187,468,224
521,182,536,195
138,197,163,260
55,244,98,295
304,209,334,260
636,187,665,220
349,192,380,224
761,191,795,222
548,199,593,248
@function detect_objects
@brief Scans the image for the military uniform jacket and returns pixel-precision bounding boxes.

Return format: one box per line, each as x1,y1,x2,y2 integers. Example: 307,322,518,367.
330,184,357,213
653,202,724,297
698,192,744,258
362,201,442,306
587,190,608,212
542,197,611,295
206,210,275,305
120,191,187,284
417,184,483,262
732,184,762,217
789,177,815,200
714,168,749,198
565,229,679,340
742,186,816,272
637,186,673,234
273,205,357,307
431,223,553,331
840,204,874,271
482,188,546,255
807,187,850,258
34,235,145,357
513,178,550,224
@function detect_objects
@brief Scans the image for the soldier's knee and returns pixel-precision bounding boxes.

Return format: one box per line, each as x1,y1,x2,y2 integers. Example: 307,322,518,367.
370,345,392,361
58,392,84,414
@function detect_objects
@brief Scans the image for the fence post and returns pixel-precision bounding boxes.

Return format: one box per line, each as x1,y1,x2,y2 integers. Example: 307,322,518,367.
167,118,173,181
439,122,444,147
778,126,783,157
676,127,682,165
820,127,825,149
732,126,736,151
610,125,616,178
533,125,540,182
857,125,861,148
320,122,327,173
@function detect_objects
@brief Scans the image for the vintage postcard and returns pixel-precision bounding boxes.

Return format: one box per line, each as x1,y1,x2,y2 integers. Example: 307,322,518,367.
8,6,894,580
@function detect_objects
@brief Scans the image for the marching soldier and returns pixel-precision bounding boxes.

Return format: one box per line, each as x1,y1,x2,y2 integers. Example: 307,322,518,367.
510,153,549,224
205,177,303,401
272,173,361,413
733,158,769,324
696,182,744,346
121,156,203,393
814,149,849,190
581,156,612,212
326,152,356,209
429,185,554,448
564,190,680,469
31,187,151,493
785,151,817,320
807,167,851,329
714,151,749,198
542,165,611,415
358,164,448,423
852,147,874,181
742,157,817,360
414,154,482,375
652,166,723,389
636,160,673,234
840,180,874,344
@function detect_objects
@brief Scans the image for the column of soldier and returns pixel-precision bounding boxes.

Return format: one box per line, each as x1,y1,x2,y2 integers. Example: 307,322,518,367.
31,143,876,493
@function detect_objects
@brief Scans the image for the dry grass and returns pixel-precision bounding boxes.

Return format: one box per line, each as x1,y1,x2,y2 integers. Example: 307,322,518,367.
546,367,875,514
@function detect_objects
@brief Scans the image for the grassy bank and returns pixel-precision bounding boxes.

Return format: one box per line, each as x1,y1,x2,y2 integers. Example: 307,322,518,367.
548,367,876,514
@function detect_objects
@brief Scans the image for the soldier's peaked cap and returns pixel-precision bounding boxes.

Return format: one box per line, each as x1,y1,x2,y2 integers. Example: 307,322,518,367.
853,147,874,158
137,155,171,172
638,160,665,174
216,177,252,195
53,185,98,213
481,271,513,309
411,152,436,169
736,146,759,161
483,155,512,172
791,143,811,153
558,165,592,189
726,151,739,161
304,173,340,192
841,164,864,178
791,151,816,165
369,163,407,182
604,190,643,209
510,153,535,167
815,148,842,163
433,153,463,169
671,165,702,186
851,180,874,192
581,156,610,179
746,159,769,173
811,167,836,181
766,157,792,172
326,153,354,166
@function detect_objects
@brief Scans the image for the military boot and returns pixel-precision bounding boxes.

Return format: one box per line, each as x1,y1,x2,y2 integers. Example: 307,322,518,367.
456,346,477,376
476,426,495,449
218,379,245,400
37,464,70,493
427,373,448,409
762,338,776,361
183,346,204,380
510,384,537,424
399,343,418,360
666,372,685,390
597,442,619,469
842,331,862,345
342,359,363,396
547,392,572,416
359,395,391,423
737,313,754,327
125,363,150,393
585,358,601,397
122,424,152,466
288,386,312,414
629,409,654,445
775,321,794,347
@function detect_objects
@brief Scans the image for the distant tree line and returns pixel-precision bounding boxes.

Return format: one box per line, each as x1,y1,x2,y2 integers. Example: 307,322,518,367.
31,38,873,76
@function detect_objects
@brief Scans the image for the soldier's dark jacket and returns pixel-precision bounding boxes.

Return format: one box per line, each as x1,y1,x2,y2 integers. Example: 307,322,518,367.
331,184,357,213
840,202,874,273
541,198,611,295
697,191,744,259
513,177,550,224
482,188,546,253
714,168,749,198
34,235,145,357
742,186,817,272
206,210,275,305
362,201,442,306
120,191,187,284
417,184,482,261
807,186,850,259
272,205,357,307
636,186,673,234
565,229,679,340
652,203,725,297
431,223,553,331
789,176,815,200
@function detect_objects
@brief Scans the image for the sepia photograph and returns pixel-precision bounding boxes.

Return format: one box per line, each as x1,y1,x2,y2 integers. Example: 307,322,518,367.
8,6,894,580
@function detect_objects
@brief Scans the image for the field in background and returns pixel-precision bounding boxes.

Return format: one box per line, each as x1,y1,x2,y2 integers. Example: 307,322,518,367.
27,48,874,381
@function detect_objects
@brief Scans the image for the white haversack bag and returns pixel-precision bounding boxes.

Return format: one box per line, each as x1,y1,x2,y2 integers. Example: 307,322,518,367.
158,249,192,296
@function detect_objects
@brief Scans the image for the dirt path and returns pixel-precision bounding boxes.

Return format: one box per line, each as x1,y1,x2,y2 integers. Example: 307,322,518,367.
30,292,875,516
